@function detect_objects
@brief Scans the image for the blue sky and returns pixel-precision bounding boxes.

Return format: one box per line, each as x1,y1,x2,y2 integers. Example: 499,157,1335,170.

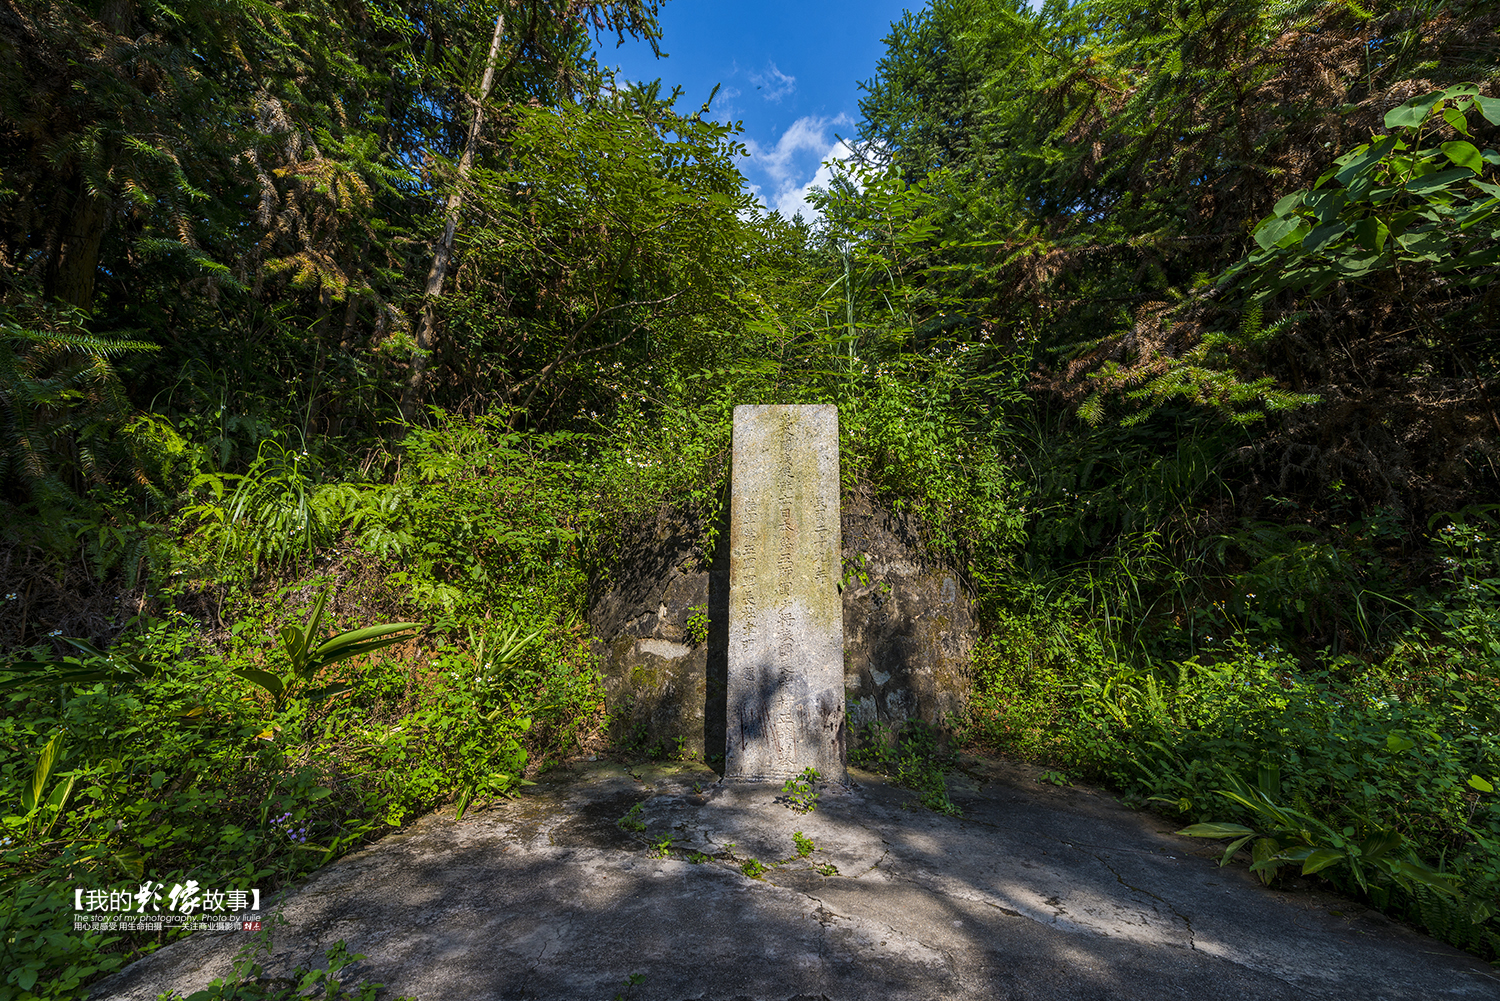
603,0,919,220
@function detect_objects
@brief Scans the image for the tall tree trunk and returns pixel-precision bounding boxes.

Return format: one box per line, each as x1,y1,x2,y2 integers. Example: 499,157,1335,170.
46,183,109,310
399,12,506,426
44,0,136,311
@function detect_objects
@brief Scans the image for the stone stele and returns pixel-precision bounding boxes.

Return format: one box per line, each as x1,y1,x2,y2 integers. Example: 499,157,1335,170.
725,404,847,782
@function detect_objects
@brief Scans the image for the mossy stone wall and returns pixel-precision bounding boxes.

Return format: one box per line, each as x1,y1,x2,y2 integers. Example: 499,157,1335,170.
587,487,976,765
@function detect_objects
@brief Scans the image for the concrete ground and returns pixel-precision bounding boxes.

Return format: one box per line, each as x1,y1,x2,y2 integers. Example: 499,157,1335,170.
91,756,1500,1001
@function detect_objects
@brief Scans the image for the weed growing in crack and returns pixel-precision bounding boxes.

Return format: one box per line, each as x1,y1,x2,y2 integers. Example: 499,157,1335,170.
852,721,961,816
792,830,815,858
613,972,646,1001
780,767,821,812
616,802,646,833
158,915,408,1001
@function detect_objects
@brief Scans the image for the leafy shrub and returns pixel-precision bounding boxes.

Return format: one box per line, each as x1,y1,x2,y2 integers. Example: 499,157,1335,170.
852,721,960,816
182,441,365,578
958,514,1500,955
0,568,606,999
839,354,1029,562
778,768,821,813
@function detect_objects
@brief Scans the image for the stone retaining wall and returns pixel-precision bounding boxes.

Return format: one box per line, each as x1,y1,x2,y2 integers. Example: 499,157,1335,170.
587,488,976,764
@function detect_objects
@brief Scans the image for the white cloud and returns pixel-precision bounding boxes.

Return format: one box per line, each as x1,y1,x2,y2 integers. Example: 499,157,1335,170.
743,115,857,221
770,139,856,219
744,116,841,186
748,62,796,103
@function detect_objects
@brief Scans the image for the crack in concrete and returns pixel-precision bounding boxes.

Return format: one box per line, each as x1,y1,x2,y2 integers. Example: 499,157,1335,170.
1084,849,1329,1000
517,905,574,997
786,879,860,985
1091,850,1168,904
1089,848,1200,952
852,848,891,879
781,876,957,990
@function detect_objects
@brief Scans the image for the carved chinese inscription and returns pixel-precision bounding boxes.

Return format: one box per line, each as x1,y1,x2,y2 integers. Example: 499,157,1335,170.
725,404,846,782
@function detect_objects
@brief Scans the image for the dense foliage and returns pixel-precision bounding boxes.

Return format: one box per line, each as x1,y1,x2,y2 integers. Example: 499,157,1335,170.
1,0,1498,995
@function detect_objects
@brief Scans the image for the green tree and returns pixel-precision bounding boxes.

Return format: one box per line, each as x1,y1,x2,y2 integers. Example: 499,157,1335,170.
448,87,753,421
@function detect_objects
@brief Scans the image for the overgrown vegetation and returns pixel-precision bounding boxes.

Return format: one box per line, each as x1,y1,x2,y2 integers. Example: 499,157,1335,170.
2,0,1499,994
851,721,962,817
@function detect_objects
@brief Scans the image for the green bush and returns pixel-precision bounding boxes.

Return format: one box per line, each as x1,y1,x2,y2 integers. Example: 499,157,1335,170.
0,567,606,1000
959,514,1500,956
852,721,960,817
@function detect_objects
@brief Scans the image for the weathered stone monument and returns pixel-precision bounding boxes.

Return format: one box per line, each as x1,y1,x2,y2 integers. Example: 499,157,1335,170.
724,404,847,782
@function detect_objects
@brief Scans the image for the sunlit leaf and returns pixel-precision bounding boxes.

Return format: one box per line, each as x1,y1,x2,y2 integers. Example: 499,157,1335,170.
234,668,285,698
1440,141,1483,173
1303,189,1348,222
304,682,356,704
1284,221,1313,247
1300,847,1346,875
1407,167,1475,194
1335,136,1399,186
1472,95,1500,125
1178,822,1256,838
24,733,64,813
1270,191,1305,216
1384,95,1437,129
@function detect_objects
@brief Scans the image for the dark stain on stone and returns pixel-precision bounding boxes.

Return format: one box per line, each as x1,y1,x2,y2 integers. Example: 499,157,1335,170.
548,790,649,849
705,495,730,771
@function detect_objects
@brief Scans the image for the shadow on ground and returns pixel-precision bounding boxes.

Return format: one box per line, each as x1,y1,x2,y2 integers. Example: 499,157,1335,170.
91,758,1499,1001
